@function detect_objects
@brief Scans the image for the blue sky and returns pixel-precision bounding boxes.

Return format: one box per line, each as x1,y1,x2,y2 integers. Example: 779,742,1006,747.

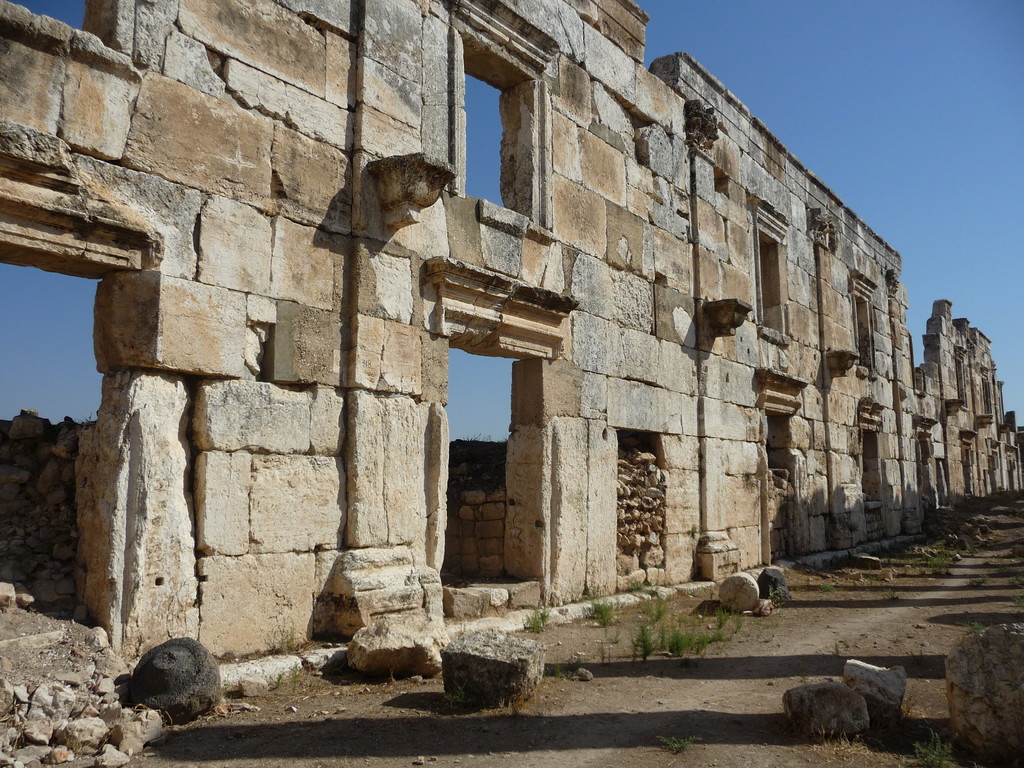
2,1,1021,442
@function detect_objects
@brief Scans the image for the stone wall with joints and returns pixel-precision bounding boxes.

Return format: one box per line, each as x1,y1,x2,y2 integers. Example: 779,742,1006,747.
0,0,1019,666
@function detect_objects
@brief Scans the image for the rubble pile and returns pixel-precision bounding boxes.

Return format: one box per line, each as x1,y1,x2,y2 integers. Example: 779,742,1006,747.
0,608,163,767
615,442,667,589
0,411,84,619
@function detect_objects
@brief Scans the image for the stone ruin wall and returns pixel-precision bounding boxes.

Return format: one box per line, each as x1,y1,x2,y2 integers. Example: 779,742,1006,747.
0,0,1019,663
0,412,82,616
615,434,668,590
445,440,508,580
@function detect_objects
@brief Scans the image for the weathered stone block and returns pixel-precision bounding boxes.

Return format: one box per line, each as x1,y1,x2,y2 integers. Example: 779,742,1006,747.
125,74,273,203
310,386,345,456
179,0,326,97
441,631,544,708
249,455,344,554
95,271,247,378
76,371,199,657
266,301,343,386
60,55,139,160
271,124,351,233
224,58,350,148
348,316,421,395
195,451,251,556
193,380,311,454
197,196,272,294
0,38,63,134
783,681,869,737
75,156,203,279
197,552,315,657
162,29,224,97
346,391,429,548
271,217,339,310
554,176,606,257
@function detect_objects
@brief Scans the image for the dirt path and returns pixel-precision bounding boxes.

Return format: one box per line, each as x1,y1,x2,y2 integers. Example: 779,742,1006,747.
138,505,1024,768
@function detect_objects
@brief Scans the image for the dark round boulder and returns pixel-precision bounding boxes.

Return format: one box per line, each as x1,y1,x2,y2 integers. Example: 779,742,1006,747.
757,566,791,601
129,638,221,723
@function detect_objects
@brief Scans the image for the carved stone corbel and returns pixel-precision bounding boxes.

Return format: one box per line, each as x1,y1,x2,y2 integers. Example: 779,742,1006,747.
808,207,838,252
367,153,455,231
826,349,859,378
684,100,719,153
703,298,752,338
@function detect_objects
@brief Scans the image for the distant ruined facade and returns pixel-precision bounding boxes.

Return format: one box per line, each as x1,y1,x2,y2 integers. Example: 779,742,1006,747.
0,0,1019,659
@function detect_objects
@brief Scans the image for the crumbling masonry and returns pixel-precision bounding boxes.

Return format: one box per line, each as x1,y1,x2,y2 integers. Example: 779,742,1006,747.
0,0,1019,660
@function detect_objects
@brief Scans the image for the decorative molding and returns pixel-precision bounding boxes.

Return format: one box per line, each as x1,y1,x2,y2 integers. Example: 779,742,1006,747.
0,121,155,276
367,154,455,231
945,398,965,415
424,258,576,359
703,298,752,338
755,203,788,244
684,100,719,153
976,413,994,429
826,349,859,378
453,0,558,79
808,207,838,252
848,270,877,301
755,369,808,416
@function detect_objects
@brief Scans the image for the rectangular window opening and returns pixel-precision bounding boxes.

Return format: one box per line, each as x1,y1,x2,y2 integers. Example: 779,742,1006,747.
757,234,784,333
463,74,504,207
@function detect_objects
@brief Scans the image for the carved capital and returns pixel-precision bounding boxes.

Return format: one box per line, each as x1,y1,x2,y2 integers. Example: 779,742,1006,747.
684,100,719,153
367,153,455,231
808,207,838,252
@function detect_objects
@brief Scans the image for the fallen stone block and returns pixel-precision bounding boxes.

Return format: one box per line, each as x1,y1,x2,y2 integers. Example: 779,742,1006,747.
441,630,544,708
946,622,1024,760
347,615,449,678
719,572,759,613
783,681,870,737
129,637,221,724
842,659,906,726
851,554,882,570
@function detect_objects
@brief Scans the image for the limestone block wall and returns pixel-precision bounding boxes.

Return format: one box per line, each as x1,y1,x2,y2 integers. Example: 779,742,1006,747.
0,0,1020,660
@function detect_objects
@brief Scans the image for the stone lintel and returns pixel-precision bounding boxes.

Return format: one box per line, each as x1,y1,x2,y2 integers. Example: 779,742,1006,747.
755,368,808,417
453,0,558,84
0,120,155,275
424,258,575,359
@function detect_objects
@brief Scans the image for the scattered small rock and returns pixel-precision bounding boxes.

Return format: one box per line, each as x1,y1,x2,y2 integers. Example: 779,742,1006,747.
570,668,594,682
94,744,131,768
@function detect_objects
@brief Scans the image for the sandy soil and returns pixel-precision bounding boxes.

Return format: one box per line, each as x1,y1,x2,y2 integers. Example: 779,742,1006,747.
109,497,1024,767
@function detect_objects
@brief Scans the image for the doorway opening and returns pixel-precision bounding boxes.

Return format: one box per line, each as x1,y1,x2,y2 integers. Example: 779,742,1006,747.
0,263,99,618
442,349,512,580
